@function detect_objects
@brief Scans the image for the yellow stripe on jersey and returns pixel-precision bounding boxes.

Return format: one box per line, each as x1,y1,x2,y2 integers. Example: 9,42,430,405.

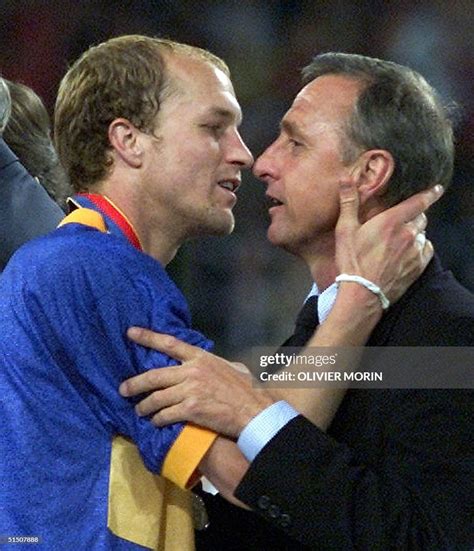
161,424,217,489
58,207,107,232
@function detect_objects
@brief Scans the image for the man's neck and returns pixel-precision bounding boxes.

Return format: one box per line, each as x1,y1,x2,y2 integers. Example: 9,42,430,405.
301,205,384,291
301,236,338,292
91,181,181,266
308,255,338,292
137,229,181,266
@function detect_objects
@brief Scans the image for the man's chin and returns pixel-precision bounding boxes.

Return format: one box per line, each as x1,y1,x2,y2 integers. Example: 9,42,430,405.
197,214,235,238
215,212,235,235
217,222,235,236
266,226,305,257
267,227,288,249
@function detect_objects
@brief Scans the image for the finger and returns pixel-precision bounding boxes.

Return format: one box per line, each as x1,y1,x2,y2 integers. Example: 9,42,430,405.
414,239,434,273
119,365,183,397
336,180,361,233
423,239,434,263
150,404,189,427
387,185,443,225
411,239,434,281
407,213,427,233
127,327,203,362
135,386,183,416
230,362,251,374
414,232,426,250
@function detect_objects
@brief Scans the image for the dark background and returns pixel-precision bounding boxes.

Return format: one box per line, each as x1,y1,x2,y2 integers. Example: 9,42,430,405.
1,0,472,356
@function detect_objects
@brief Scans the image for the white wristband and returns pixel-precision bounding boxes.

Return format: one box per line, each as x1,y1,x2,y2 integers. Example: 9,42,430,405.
335,274,390,310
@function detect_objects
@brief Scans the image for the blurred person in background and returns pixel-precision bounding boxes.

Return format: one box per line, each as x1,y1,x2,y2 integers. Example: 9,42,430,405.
3,79,71,209
0,77,10,133
122,53,474,551
0,77,64,272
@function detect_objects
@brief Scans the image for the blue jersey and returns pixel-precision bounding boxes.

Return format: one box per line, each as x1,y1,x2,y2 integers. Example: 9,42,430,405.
0,195,216,549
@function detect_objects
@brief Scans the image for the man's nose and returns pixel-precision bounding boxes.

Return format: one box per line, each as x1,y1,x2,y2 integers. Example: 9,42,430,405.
253,143,277,181
229,131,254,169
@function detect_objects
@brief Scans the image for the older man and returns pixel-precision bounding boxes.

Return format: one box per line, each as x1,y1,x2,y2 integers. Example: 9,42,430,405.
122,54,474,550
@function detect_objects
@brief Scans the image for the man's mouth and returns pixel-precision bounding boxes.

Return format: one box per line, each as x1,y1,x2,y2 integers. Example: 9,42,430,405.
218,180,240,193
266,195,284,208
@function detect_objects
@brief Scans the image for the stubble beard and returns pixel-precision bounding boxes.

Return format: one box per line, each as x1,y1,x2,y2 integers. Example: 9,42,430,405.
184,205,235,239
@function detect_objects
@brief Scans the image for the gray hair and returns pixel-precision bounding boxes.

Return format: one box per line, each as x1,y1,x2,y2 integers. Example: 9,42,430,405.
302,53,454,206
0,77,11,135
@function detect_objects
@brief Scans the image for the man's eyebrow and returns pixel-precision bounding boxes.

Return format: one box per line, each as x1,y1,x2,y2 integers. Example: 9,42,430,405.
205,107,242,125
280,118,305,139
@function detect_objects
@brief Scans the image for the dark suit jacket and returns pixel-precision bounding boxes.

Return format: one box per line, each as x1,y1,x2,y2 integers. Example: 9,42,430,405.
197,257,474,550
0,138,63,271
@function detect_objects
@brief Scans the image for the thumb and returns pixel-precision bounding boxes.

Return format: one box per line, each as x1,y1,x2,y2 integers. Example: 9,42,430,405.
336,180,361,235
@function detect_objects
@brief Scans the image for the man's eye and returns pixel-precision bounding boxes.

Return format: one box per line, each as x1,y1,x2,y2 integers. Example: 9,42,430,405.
202,124,224,134
289,138,303,148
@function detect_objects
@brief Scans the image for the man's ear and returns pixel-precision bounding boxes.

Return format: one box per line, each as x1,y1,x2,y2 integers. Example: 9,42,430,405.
353,149,394,204
108,118,143,168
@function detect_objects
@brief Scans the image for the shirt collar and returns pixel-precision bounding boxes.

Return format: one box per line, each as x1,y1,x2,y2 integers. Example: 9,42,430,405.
68,193,143,251
304,281,338,324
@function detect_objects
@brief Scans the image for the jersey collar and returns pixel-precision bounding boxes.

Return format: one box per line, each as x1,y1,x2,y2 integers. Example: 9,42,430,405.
68,193,143,251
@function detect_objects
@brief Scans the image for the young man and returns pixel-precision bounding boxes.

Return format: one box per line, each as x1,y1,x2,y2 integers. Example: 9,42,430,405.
122,54,474,550
0,39,436,550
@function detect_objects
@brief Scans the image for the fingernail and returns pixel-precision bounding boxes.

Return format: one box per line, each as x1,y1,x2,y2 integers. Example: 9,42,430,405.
127,327,141,338
434,184,444,195
119,382,129,396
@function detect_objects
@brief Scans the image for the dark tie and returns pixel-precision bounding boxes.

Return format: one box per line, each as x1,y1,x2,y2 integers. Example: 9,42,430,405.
279,295,319,349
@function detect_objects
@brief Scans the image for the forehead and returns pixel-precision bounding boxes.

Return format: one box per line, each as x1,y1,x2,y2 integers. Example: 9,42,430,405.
283,74,362,134
164,53,242,123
